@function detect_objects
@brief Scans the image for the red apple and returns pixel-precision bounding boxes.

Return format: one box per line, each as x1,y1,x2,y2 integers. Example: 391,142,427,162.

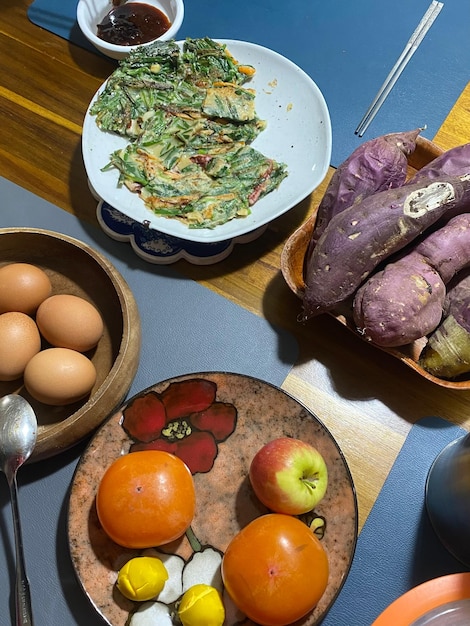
249,437,328,515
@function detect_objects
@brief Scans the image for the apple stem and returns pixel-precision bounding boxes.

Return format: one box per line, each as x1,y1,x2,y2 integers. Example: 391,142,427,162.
303,476,319,491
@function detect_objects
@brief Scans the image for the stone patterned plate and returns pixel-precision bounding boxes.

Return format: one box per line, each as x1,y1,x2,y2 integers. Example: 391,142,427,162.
68,372,357,625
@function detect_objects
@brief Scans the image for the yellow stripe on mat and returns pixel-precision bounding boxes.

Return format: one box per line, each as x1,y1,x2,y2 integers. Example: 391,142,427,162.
0,85,83,135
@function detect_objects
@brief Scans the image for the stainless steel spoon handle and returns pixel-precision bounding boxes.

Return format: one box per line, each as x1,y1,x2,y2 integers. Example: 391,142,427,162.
9,474,34,626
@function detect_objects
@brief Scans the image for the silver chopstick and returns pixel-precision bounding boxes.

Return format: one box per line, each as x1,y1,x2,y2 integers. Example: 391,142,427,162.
355,0,444,137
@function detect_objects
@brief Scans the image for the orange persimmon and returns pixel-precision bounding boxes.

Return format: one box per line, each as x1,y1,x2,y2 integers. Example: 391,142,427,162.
96,450,196,549
222,514,329,625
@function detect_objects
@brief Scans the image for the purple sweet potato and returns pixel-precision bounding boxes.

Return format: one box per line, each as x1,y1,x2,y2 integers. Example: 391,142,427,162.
413,213,470,284
302,174,470,319
353,252,446,347
419,289,470,378
444,268,470,315
353,213,470,346
308,129,421,251
409,142,470,185
419,267,470,378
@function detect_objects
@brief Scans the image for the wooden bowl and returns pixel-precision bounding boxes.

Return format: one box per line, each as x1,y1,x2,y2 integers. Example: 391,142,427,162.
0,228,141,461
281,136,470,390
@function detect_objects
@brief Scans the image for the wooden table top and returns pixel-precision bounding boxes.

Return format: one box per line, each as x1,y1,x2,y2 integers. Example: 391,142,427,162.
2,1,470,532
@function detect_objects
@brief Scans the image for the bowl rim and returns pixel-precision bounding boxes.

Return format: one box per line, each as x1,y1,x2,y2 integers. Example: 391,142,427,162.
76,0,185,54
0,227,142,461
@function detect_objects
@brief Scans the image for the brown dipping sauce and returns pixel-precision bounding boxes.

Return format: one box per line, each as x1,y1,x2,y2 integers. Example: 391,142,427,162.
97,3,172,46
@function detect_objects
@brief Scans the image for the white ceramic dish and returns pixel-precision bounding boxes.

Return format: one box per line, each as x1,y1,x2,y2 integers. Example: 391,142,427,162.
82,40,332,244
96,199,268,265
76,0,184,60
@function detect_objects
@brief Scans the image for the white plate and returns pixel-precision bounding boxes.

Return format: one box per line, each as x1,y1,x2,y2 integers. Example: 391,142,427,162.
82,39,332,243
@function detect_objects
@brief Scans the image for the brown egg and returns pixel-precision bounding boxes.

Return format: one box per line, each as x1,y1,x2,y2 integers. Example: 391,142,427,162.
24,347,97,406
0,312,42,381
36,294,104,352
0,262,52,314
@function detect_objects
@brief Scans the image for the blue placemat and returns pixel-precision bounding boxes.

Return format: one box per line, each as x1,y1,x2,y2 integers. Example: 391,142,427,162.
0,177,298,391
28,0,470,167
0,177,298,625
322,416,470,626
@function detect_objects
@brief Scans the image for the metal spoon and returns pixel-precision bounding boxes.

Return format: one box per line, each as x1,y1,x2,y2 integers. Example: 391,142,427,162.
0,394,37,626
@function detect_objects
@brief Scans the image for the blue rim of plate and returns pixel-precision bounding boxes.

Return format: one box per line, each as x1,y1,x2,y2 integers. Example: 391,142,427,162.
96,199,267,265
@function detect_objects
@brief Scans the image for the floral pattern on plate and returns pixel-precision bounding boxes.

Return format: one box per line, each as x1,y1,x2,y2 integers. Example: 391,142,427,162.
68,372,358,625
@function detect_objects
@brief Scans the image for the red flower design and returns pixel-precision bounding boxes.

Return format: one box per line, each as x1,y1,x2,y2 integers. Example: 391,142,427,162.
121,378,237,474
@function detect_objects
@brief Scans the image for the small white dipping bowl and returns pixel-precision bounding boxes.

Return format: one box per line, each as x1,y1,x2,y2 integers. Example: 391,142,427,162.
77,0,184,60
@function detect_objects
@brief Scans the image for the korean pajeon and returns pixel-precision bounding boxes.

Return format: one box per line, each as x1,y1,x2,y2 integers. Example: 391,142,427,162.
90,37,288,229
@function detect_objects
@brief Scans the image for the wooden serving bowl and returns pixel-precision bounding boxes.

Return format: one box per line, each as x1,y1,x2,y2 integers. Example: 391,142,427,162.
281,136,470,390
0,228,141,461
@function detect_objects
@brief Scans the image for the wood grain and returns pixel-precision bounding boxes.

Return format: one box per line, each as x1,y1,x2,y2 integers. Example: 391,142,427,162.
2,1,470,530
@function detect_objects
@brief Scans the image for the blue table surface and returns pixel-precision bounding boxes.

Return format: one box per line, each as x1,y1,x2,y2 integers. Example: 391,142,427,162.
322,416,470,626
28,0,470,167
0,178,298,625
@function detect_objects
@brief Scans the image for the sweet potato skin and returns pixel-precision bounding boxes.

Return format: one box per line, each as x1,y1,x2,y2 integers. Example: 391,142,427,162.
353,252,446,346
450,297,470,334
352,214,470,346
410,142,470,184
444,268,470,316
302,174,470,319
419,296,470,378
413,213,470,284
309,129,420,250
419,266,470,378
441,269,470,335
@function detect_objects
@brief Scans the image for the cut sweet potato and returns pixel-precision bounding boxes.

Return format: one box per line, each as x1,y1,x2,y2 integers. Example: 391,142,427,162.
303,174,470,319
